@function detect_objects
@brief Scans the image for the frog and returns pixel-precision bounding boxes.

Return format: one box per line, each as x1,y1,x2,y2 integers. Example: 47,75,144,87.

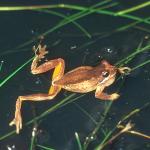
9,44,131,134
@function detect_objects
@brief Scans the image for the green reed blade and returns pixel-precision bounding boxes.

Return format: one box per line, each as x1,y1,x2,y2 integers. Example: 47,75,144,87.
37,144,55,150
134,25,150,33
75,132,83,150
116,43,150,66
0,93,83,141
120,38,144,66
83,101,113,149
36,9,91,38
74,102,97,125
3,2,149,50
0,61,4,73
1,3,150,25
30,134,36,150
16,0,114,49
131,59,150,71
116,1,150,15
95,103,150,150
0,57,33,87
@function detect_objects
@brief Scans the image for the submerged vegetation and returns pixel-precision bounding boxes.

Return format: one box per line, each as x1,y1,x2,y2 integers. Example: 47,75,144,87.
0,1,150,150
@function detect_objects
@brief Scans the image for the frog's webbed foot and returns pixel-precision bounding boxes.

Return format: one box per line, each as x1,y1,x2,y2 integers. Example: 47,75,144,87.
118,67,131,75
9,98,22,134
33,44,48,61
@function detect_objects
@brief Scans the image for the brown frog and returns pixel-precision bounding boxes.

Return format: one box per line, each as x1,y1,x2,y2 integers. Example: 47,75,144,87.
9,44,131,133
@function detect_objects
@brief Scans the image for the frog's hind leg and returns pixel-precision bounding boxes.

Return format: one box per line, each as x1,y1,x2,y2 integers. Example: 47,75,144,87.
9,85,61,134
10,58,65,134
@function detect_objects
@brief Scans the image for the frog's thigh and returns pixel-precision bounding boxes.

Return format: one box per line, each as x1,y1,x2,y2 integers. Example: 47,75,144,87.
95,85,120,101
51,58,65,81
49,58,65,94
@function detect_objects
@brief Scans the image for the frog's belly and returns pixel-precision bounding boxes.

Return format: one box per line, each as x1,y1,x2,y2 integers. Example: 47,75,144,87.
61,80,98,93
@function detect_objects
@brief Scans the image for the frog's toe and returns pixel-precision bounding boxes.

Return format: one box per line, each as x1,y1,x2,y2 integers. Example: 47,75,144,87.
9,119,15,126
16,121,22,134
110,93,120,100
9,117,22,134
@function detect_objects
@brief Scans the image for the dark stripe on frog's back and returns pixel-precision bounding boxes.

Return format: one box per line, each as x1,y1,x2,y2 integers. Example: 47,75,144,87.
54,65,104,86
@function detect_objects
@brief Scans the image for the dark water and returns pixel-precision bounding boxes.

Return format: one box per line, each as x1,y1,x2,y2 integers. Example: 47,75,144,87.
0,1,150,150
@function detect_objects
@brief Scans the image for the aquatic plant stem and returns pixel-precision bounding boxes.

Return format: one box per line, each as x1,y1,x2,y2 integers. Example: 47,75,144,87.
116,43,150,66
16,1,116,49
96,122,134,150
0,57,33,87
0,61,4,73
83,101,113,149
75,132,83,150
116,1,150,15
0,4,150,24
95,103,150,150
37,144,55,150
0,93,85,141
36,9,91,38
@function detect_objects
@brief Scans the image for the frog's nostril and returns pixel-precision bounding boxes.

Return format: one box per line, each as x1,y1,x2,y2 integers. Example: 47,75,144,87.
102,71,109,77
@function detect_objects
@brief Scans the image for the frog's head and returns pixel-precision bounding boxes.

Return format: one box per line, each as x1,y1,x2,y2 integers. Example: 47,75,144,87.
99,60,131,86
99,60,117,86
101,60,117,78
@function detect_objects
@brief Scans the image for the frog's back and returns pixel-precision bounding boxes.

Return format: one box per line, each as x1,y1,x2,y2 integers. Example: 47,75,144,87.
54,66,102,93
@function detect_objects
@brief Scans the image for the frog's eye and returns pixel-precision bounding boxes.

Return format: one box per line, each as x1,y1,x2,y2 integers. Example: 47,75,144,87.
102,71,109,78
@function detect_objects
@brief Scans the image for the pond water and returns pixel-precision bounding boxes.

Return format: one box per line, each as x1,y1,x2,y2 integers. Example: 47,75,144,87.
0,1,150,150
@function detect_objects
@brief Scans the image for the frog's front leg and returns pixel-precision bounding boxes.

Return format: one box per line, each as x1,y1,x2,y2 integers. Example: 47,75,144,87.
10,48,65,133
95,84,120,101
